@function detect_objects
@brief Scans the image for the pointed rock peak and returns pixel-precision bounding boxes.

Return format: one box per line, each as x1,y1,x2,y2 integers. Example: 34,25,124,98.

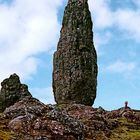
9,73,20,80
1,73,20,86
68,0,88,5
0,73,32,112
53,0,97,106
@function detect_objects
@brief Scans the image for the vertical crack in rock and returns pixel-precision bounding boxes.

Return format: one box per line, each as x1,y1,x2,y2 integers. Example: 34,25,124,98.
53,0,97,106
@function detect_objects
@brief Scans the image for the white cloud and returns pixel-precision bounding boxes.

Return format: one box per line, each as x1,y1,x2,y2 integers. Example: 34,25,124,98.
30,87,56,104
1,0,139,84
89,0,140,44
0,0,64,82
89,0,113,29
94,31,111,55
106,60,136,74
114,9,140,42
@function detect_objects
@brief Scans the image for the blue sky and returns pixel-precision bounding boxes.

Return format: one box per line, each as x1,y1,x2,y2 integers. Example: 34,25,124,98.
0,0,140,110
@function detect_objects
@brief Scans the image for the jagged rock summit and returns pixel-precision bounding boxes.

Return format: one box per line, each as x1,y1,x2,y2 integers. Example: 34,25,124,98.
53,0,97,106
0,73,32,112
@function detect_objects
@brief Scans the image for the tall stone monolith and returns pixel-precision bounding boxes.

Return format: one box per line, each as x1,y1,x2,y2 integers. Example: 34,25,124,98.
53,0,97,106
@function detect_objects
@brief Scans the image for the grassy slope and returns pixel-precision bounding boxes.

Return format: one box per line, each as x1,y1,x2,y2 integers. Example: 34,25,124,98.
0,113,15,140
110,118,140,140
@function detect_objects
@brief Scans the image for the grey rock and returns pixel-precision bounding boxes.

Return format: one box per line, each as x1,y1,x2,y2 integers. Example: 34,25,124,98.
47,108,84,140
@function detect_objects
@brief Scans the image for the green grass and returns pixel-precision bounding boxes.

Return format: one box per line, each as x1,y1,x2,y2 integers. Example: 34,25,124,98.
109,118,140,140
0,113,15,140
0,130,15,140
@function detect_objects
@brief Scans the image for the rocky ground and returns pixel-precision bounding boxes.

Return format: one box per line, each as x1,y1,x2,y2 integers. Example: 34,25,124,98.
1,0,138,139
0,96,140,140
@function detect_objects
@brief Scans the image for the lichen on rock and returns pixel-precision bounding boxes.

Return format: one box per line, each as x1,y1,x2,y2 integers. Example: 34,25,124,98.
0,73,32,112
53,0,97,106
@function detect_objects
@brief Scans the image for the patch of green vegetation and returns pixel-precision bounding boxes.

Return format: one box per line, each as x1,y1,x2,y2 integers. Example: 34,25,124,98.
0,113,3,117
109,118,140,140
0,113,15,140
0,130,15,140
56,104,67,110
110,129,140,140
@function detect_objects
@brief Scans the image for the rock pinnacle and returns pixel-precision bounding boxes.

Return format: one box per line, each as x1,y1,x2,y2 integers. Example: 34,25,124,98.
53,0,97,106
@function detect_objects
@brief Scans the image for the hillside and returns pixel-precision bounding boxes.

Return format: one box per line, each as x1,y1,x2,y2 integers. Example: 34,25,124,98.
0,96,140,140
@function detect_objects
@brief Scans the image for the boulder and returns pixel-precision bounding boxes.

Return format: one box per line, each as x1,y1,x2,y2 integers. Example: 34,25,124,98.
0,73,32,112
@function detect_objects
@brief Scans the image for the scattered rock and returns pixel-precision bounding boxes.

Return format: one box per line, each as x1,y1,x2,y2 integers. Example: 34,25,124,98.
4,97,85,139
4,97,47,119
1,97,140,140
47,108,84,140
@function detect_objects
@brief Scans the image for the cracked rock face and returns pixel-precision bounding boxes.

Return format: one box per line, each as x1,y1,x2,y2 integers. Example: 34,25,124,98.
0,73,32,112
53,0,97,106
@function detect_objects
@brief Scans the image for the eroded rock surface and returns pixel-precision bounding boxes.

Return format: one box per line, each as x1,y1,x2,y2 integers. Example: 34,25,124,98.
1,98,140,140
3,98,85,140
53,0,97,106
0,73,32,112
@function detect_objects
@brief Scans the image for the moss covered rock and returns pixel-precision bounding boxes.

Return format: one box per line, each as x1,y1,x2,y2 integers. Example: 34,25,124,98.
53,0,97,106
0,74,32,112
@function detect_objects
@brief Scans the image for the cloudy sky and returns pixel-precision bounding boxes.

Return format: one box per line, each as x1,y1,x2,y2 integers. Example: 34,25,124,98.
0,0,140,110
